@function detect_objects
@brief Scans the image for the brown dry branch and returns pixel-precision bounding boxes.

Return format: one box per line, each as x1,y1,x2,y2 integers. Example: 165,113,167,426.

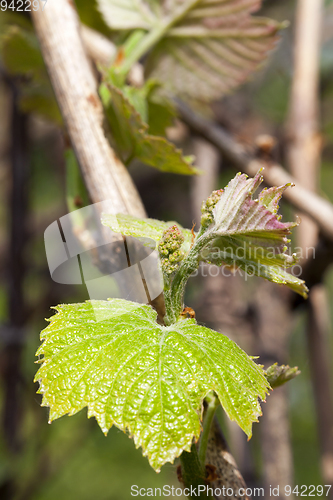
31,3,145,220
308,285,333,487
286,0,323,250
206,420,250,500
81,25,116,67
286,1,333,492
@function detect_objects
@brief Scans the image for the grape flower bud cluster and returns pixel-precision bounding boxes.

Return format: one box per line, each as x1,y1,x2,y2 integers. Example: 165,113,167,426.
200,189,224,229
158,225,185,274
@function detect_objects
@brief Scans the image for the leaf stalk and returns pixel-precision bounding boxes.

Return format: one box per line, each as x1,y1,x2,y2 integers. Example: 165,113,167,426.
180,443,215,499
169,233,212,320
198,392,220,467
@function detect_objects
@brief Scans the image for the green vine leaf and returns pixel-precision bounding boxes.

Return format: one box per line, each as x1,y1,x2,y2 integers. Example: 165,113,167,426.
147,91,176,136
111,76,176,136
100,82,198,174
34,299,269,471
97,0,282,102
201,171,308,298
97,0,157,30
101,213,193,252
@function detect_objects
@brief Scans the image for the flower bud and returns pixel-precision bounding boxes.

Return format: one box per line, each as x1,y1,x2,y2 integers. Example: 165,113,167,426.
158,225,185,274
200,189,223,229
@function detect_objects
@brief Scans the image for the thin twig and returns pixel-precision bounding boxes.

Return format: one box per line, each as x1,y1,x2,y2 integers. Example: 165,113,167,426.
81,25,116,66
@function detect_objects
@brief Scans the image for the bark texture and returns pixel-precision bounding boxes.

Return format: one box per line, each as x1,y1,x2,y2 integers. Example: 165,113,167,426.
31,2,145,219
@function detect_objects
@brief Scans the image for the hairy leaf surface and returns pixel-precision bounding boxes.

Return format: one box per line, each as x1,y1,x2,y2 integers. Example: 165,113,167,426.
201,171,308,297
101,213,193,252
97,0,281,101
35,299,269,470
101,82,198,174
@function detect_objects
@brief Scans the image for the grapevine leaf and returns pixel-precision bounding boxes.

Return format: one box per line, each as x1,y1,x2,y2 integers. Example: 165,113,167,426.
34,299,269,471
0,25,61,124
201,171,308,298
101,213,193,252
115,77,176,135
258,184,291,213
97,0,281,102
119,78,158,124
147,93,176,136
100,82,198,174
97,0,156,30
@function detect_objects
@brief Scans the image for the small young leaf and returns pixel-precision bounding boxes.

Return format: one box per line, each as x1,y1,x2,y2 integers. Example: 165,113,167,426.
103,68,176,136
101,82,198,174
97,0,281,102
119,78,176,135
266,363,300,389
147,94,176,136
35,299,269,471
101,213,193,252
258,184,291,214
201,171,308,298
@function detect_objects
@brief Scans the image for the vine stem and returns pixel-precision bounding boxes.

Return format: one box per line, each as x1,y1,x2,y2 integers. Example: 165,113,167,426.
198,393,220,466
180,444,215,499
162,270,177,326
170,233,212,320
161,233,218,496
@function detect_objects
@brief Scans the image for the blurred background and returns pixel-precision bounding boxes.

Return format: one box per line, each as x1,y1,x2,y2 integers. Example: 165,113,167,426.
0,0,333,499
